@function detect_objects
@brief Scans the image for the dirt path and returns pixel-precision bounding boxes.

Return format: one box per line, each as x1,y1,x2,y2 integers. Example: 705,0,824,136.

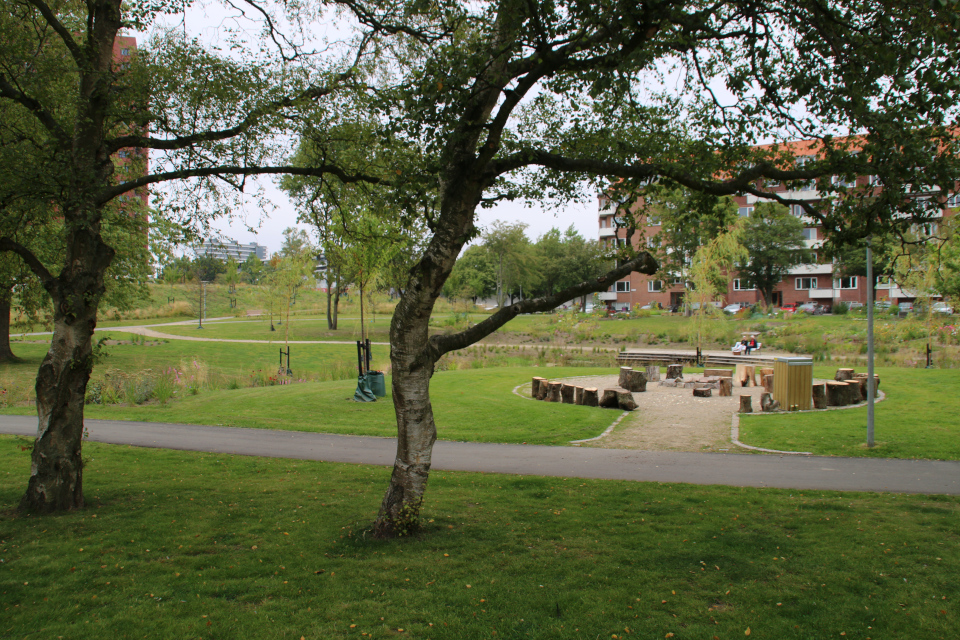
553,374,769,452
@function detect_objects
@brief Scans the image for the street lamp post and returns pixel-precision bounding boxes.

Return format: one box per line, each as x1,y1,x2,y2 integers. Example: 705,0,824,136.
866,240,875,447
198,280,209,329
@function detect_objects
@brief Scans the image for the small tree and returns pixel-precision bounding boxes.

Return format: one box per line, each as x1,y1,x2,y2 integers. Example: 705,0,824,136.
688,223,747,353
737,203,810,308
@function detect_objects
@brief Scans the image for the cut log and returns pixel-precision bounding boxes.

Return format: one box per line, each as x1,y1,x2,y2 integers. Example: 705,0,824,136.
645,365,661,382
834,368,855,381
812,383,827,409
843,380,863,404
531,377,547,399
853,373,880,398
763,374,775,393
739,395,753,413
619,369,648,392
536,379,549,401
616,389,637,411
704,368,733,378
658,379,677,388
826,381,851,406
599,388,621,408
546,381,562,403
693,387,712,398
582,387,599,407
560,383,576,404
666,363,683,380
574,386,584,405
761,392,780,412
759,367,774,379
737,364,756,387
719,377,733,397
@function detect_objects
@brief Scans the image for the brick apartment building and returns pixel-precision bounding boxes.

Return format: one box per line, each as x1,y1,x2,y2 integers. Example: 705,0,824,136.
597,140,955,312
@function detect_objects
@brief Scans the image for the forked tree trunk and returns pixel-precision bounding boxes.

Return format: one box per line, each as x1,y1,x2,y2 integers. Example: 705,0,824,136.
0,294,17,363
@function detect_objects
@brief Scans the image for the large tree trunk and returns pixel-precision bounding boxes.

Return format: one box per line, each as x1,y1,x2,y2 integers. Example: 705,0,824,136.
0,293,17,363
373,312,436,538
21,228,112,512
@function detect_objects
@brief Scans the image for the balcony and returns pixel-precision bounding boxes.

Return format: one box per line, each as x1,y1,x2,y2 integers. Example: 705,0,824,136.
808,288,837,300
597,291,619,301
598,227,617,238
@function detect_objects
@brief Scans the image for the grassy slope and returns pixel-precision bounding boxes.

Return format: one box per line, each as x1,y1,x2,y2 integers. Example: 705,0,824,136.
738,366,960,459
1,437,957,640
3,367,619,445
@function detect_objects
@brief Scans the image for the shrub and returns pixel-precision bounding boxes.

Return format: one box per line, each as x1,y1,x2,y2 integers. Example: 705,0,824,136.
833,301,849,315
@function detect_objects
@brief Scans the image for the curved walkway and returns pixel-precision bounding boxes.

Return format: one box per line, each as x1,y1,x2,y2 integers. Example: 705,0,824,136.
1,416,957,495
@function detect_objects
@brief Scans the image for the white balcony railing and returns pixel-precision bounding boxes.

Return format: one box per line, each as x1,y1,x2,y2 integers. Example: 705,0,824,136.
598,227,617,238
597,291,619,301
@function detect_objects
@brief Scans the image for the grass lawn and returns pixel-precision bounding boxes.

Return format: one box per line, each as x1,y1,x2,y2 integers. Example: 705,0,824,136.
1,436,957,640
738,366,960,460
1,337,366,384
1,367,621,446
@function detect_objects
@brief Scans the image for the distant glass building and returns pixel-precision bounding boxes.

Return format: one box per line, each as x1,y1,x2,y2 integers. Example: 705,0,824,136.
195,239,269,262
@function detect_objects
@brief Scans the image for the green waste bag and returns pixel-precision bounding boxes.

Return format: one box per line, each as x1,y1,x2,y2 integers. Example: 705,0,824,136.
365,371,386,398
353,374,377,402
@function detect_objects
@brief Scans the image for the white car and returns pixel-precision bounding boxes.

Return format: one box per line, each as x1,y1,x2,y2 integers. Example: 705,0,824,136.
723,303,745,314
932,302,954,315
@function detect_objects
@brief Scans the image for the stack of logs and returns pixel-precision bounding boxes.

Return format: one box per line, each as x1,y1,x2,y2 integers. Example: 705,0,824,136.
530,366,649,411
814,368,880,408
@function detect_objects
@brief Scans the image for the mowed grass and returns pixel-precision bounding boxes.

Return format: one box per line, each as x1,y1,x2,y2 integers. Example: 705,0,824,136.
1,437,958,640
738,366,960,460
7,367,618,445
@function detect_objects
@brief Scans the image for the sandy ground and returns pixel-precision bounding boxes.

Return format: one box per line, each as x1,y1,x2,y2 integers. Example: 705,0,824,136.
555,373,770,452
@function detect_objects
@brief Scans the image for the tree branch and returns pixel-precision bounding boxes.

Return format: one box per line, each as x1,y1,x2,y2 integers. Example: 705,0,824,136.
0,74,68,142
428,250,658,358
105,77,353,153
0,237,54,287
99,164,388,203
25,0,84,65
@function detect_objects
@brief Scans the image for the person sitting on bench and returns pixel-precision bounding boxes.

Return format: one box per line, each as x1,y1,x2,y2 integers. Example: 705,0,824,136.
731,341,746,355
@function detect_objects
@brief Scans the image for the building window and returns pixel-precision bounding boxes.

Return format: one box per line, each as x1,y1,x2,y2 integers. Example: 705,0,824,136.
616,237,627,247
645,236,657,248
646,214,660,226
121,48,130,55
795,277,818,290
738,206,753,217
672,276,684,286
648,280,663,292
832,175,857,189
733,279,755,291
764,178,780,189
946,194,960,209
790,204,807,218
801,227,817,240
869,175,882,186
615,280,631,292
834,277,858,289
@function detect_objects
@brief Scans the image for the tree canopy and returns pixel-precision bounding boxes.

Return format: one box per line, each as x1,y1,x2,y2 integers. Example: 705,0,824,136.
737,203,811,307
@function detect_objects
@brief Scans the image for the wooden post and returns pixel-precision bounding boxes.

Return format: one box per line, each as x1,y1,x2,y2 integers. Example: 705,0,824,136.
718,377,733,397
759,367,774,379
739,395,753,413
536,380,549,401
560,384,576,404
762,374,774,393
826,381,850,406
531,377,547,398
704,368,734,378
574,386,584,405
645,365,660,382
618,367,634,388
582,388,599,407
546,381,562,403
811,383,827,409
834,368,855,381
853,373,880,398
738,365,756,387
693,387,712,398
667,363,683,379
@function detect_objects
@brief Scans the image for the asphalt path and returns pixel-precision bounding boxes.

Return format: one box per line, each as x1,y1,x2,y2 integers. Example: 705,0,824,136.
2,415,958,495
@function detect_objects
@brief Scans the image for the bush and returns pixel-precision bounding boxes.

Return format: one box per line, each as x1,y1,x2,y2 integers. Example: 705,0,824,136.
833,301,849,315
